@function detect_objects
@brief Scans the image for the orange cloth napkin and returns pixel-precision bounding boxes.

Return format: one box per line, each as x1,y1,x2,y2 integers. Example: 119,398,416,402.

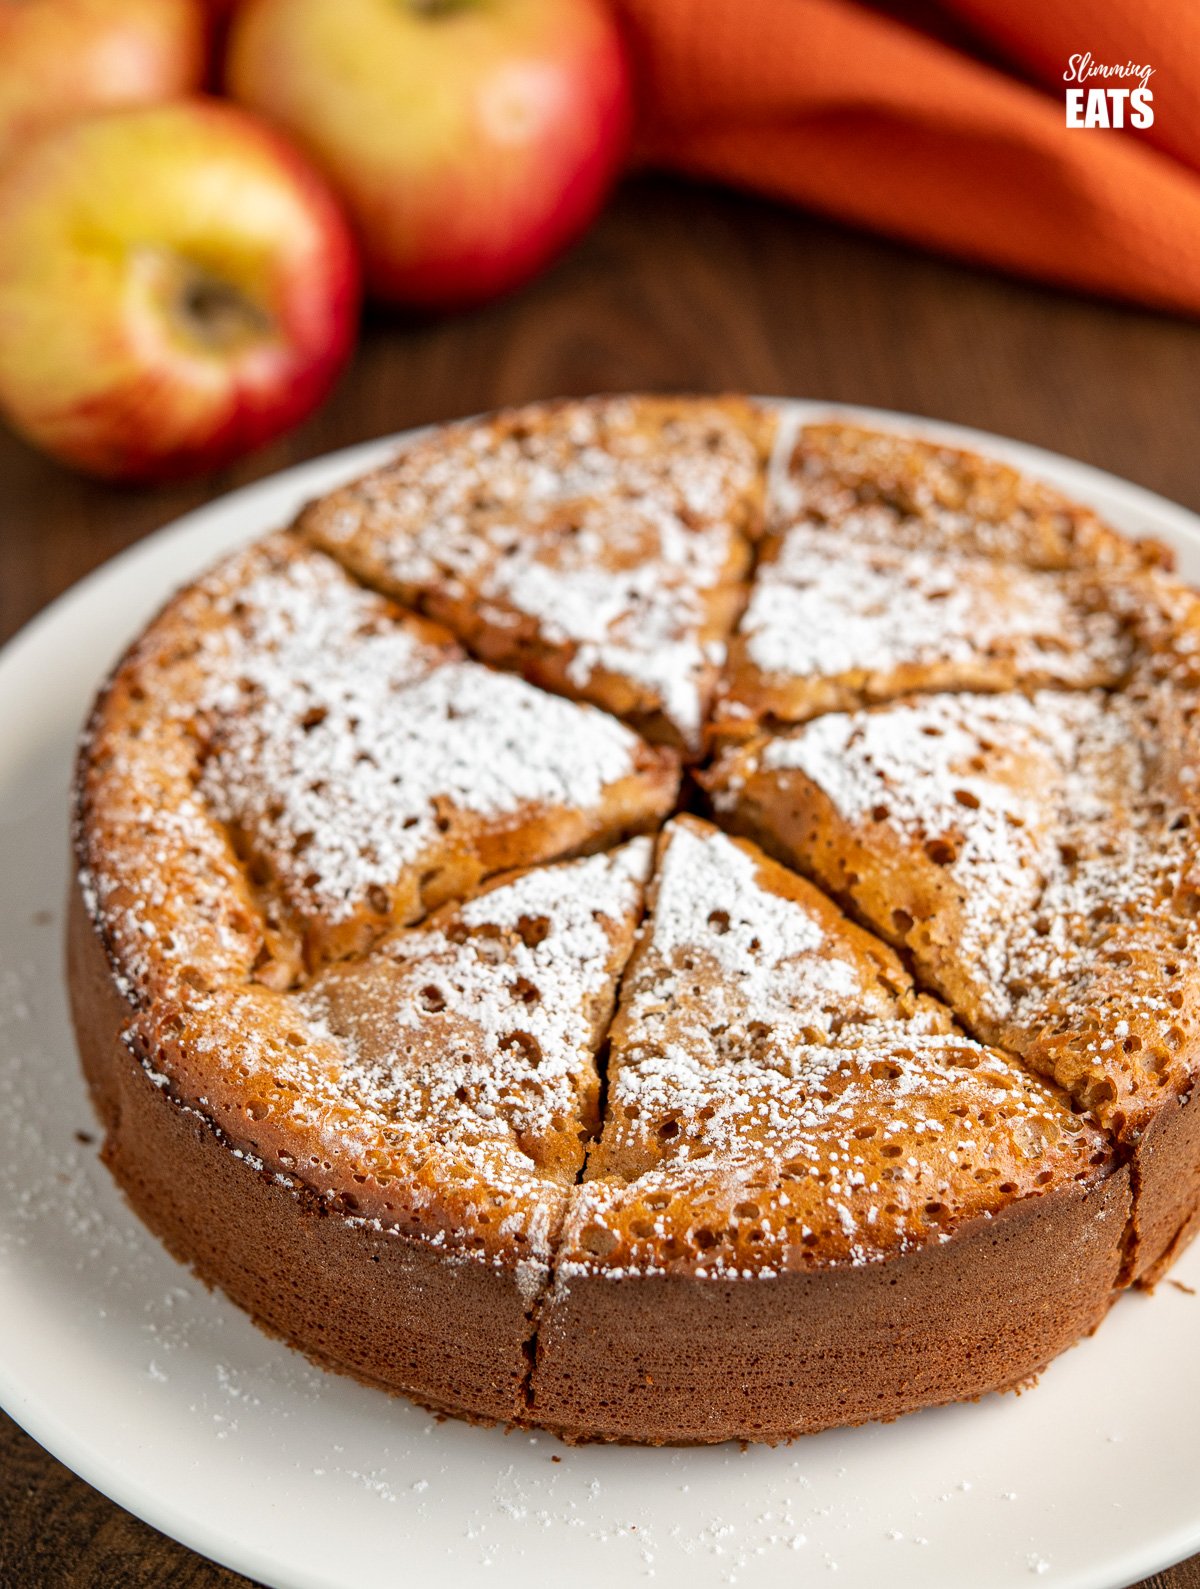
613,0,1200,316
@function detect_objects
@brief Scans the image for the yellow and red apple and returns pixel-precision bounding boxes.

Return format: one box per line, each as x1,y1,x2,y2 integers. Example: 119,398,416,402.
0,0,208,166
228,0,633,308
0,100,360,481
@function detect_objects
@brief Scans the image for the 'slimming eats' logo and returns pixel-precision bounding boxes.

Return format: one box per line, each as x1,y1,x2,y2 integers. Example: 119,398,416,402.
1064,53,1155,129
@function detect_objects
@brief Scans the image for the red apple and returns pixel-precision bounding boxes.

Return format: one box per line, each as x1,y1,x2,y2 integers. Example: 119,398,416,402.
227,0,633,308
0,0,208,166
0,99,360,482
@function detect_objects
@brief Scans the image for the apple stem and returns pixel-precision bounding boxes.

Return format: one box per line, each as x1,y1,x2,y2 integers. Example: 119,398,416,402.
177,270,273,351
405,0,478,17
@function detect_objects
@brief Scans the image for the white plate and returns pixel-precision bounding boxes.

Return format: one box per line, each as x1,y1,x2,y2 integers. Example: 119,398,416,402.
2,402,1198,1589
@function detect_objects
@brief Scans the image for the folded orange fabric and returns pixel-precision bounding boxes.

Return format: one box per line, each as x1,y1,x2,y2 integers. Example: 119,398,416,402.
614,0,1200,316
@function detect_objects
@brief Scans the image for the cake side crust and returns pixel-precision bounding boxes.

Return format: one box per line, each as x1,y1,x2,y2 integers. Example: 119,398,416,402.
68,875,548,1425
528,1168,1131,1445
1129,1082,1200,1284
71,867,1133,1443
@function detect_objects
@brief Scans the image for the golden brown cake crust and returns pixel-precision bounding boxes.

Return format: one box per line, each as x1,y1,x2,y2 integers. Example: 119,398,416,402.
68,401,1200,1445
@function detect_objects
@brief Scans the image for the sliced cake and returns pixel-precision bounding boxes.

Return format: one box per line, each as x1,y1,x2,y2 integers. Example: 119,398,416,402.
70,400,1200,1446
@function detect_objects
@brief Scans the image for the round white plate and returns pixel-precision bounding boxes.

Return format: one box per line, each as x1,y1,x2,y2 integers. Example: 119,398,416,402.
2,402,1198,1589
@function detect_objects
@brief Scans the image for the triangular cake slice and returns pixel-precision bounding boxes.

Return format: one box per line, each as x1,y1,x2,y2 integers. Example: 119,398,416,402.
122,976,572,1262
705,690,1200,1138
189,538,678,977
300,841,651,1184
712,521,1131,736
711,422,1140,737
565,817,1111,1278
300,396,775,751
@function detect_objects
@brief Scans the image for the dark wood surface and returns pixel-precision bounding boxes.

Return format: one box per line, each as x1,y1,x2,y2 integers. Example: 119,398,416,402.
2,174,1199,1588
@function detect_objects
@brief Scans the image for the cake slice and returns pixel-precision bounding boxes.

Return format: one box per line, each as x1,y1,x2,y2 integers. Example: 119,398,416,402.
530,819,1121,1440
711,421,1144,738
706,690,1200,1128
578,818,1108,1238
108,927,586,1422
712,521,1130,735
181,537,678,978
300,841,652,1184
300,396,775,751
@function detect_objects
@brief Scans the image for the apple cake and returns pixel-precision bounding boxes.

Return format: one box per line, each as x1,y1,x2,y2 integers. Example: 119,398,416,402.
69,398,1200,1444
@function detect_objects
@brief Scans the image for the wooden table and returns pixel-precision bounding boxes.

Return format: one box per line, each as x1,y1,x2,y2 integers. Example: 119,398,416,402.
1,174,1198,1589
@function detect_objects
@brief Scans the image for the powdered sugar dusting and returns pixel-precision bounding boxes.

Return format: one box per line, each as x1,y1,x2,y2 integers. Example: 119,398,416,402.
303,398,769,746
71,406,1199,1307
197,547,655,941
740,524,1127,685
738,689,1200,1125
637,819,886,1032
300,842,652,1176
757,694,1070,989
567,820,1104,1274
754,693,1068,996
788,421,1145,574
483,498,732,746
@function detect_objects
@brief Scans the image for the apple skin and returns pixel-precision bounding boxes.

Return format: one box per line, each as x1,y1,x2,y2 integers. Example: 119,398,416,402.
0,0,208,166
227,0,633,309
0,99,361,482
